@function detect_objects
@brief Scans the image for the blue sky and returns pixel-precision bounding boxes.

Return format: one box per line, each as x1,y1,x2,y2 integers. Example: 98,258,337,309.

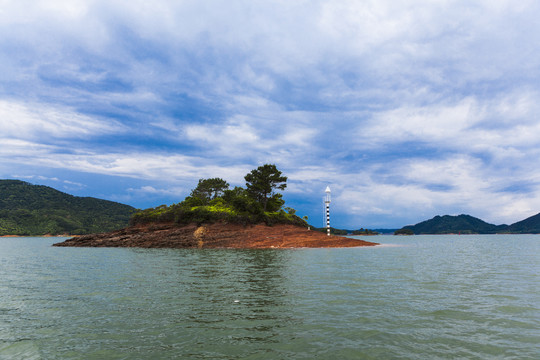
2,0,540,229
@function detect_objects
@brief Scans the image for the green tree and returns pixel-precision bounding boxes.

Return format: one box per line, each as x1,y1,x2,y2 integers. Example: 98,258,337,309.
265,193,285,212
244,164,287,211
394,228,414,235
223,187,262,214
190,178,229,204
284,207,296,215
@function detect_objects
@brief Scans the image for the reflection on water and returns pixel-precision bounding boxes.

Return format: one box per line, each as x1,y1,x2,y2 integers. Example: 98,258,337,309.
174,250,299,347
0,236,539,359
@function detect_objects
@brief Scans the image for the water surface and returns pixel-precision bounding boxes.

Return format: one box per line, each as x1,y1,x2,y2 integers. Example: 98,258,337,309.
1,235,539,359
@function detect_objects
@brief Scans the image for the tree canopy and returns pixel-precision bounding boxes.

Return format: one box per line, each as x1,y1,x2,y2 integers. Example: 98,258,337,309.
244,164,287,211
130,164,305,228
190,178,229,204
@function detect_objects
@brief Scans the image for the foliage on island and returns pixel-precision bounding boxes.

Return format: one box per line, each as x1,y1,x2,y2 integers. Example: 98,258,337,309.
0,180,136,236
130,164,308,228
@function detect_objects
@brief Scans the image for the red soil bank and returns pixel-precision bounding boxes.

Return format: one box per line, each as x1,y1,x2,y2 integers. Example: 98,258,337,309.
53,222,379,249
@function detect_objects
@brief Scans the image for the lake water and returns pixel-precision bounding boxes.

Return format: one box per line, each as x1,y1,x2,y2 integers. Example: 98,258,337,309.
0,235,538,359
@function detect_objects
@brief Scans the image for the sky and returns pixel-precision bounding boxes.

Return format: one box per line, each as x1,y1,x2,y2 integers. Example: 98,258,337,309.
2,0,540,229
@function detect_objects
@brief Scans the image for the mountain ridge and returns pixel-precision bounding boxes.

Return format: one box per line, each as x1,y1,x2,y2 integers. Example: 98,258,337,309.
0,179,136,235
397,213,540,234
4,179,540,236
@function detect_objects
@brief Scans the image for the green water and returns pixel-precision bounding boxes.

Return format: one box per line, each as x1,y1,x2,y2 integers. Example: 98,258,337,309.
0,235,538,359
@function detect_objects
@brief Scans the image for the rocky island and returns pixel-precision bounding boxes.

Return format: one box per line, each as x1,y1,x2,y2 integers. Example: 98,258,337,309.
53,222,378,248
54,165,378,249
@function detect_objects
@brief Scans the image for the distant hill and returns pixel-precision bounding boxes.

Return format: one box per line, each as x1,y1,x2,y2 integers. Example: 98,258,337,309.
0,180,136,236
502,212,540,234
398,214,507,235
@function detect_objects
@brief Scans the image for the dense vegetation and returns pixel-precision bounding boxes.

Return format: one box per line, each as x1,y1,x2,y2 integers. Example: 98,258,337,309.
130,164,308,228
396,214,508,235
313,227,379,235
351,228,379,235
501,212,540,234
394,228,414,235
0,180,136,235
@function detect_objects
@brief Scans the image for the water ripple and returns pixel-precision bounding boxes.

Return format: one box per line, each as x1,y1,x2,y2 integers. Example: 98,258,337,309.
0,236,539,359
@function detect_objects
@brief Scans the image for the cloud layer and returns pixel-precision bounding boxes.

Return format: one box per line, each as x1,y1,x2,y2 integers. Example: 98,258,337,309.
2,0,540,227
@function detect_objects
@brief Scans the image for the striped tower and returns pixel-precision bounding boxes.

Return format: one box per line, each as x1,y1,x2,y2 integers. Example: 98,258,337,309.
324,186,331,236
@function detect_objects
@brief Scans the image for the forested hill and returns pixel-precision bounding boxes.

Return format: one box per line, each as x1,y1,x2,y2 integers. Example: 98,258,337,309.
0,180,136,235
503,212,540,234
396,213,540,234
397,214,507,235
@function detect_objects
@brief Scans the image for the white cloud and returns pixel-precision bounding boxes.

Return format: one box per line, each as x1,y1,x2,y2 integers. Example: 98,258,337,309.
63,180,85,187
127,185,184,197
0,100,124,140
326,153,540,226
2,0,540,227
12,175,86,189
183,105,319,162
12,174,60,182
354,91,540,162
0,142,250,185
185,118,260,150
2,0,535,86
0,138,60,157
363,97,478,144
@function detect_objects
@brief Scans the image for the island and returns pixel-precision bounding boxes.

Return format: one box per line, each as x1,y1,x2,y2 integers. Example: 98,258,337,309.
54,165,379,249
52,222,378,248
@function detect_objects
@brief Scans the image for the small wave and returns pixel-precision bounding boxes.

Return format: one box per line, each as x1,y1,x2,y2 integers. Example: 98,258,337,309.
0,340,41,360
374,243,410,248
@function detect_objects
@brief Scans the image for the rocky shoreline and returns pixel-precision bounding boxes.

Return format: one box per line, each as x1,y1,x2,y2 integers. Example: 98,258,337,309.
53,222,379,249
